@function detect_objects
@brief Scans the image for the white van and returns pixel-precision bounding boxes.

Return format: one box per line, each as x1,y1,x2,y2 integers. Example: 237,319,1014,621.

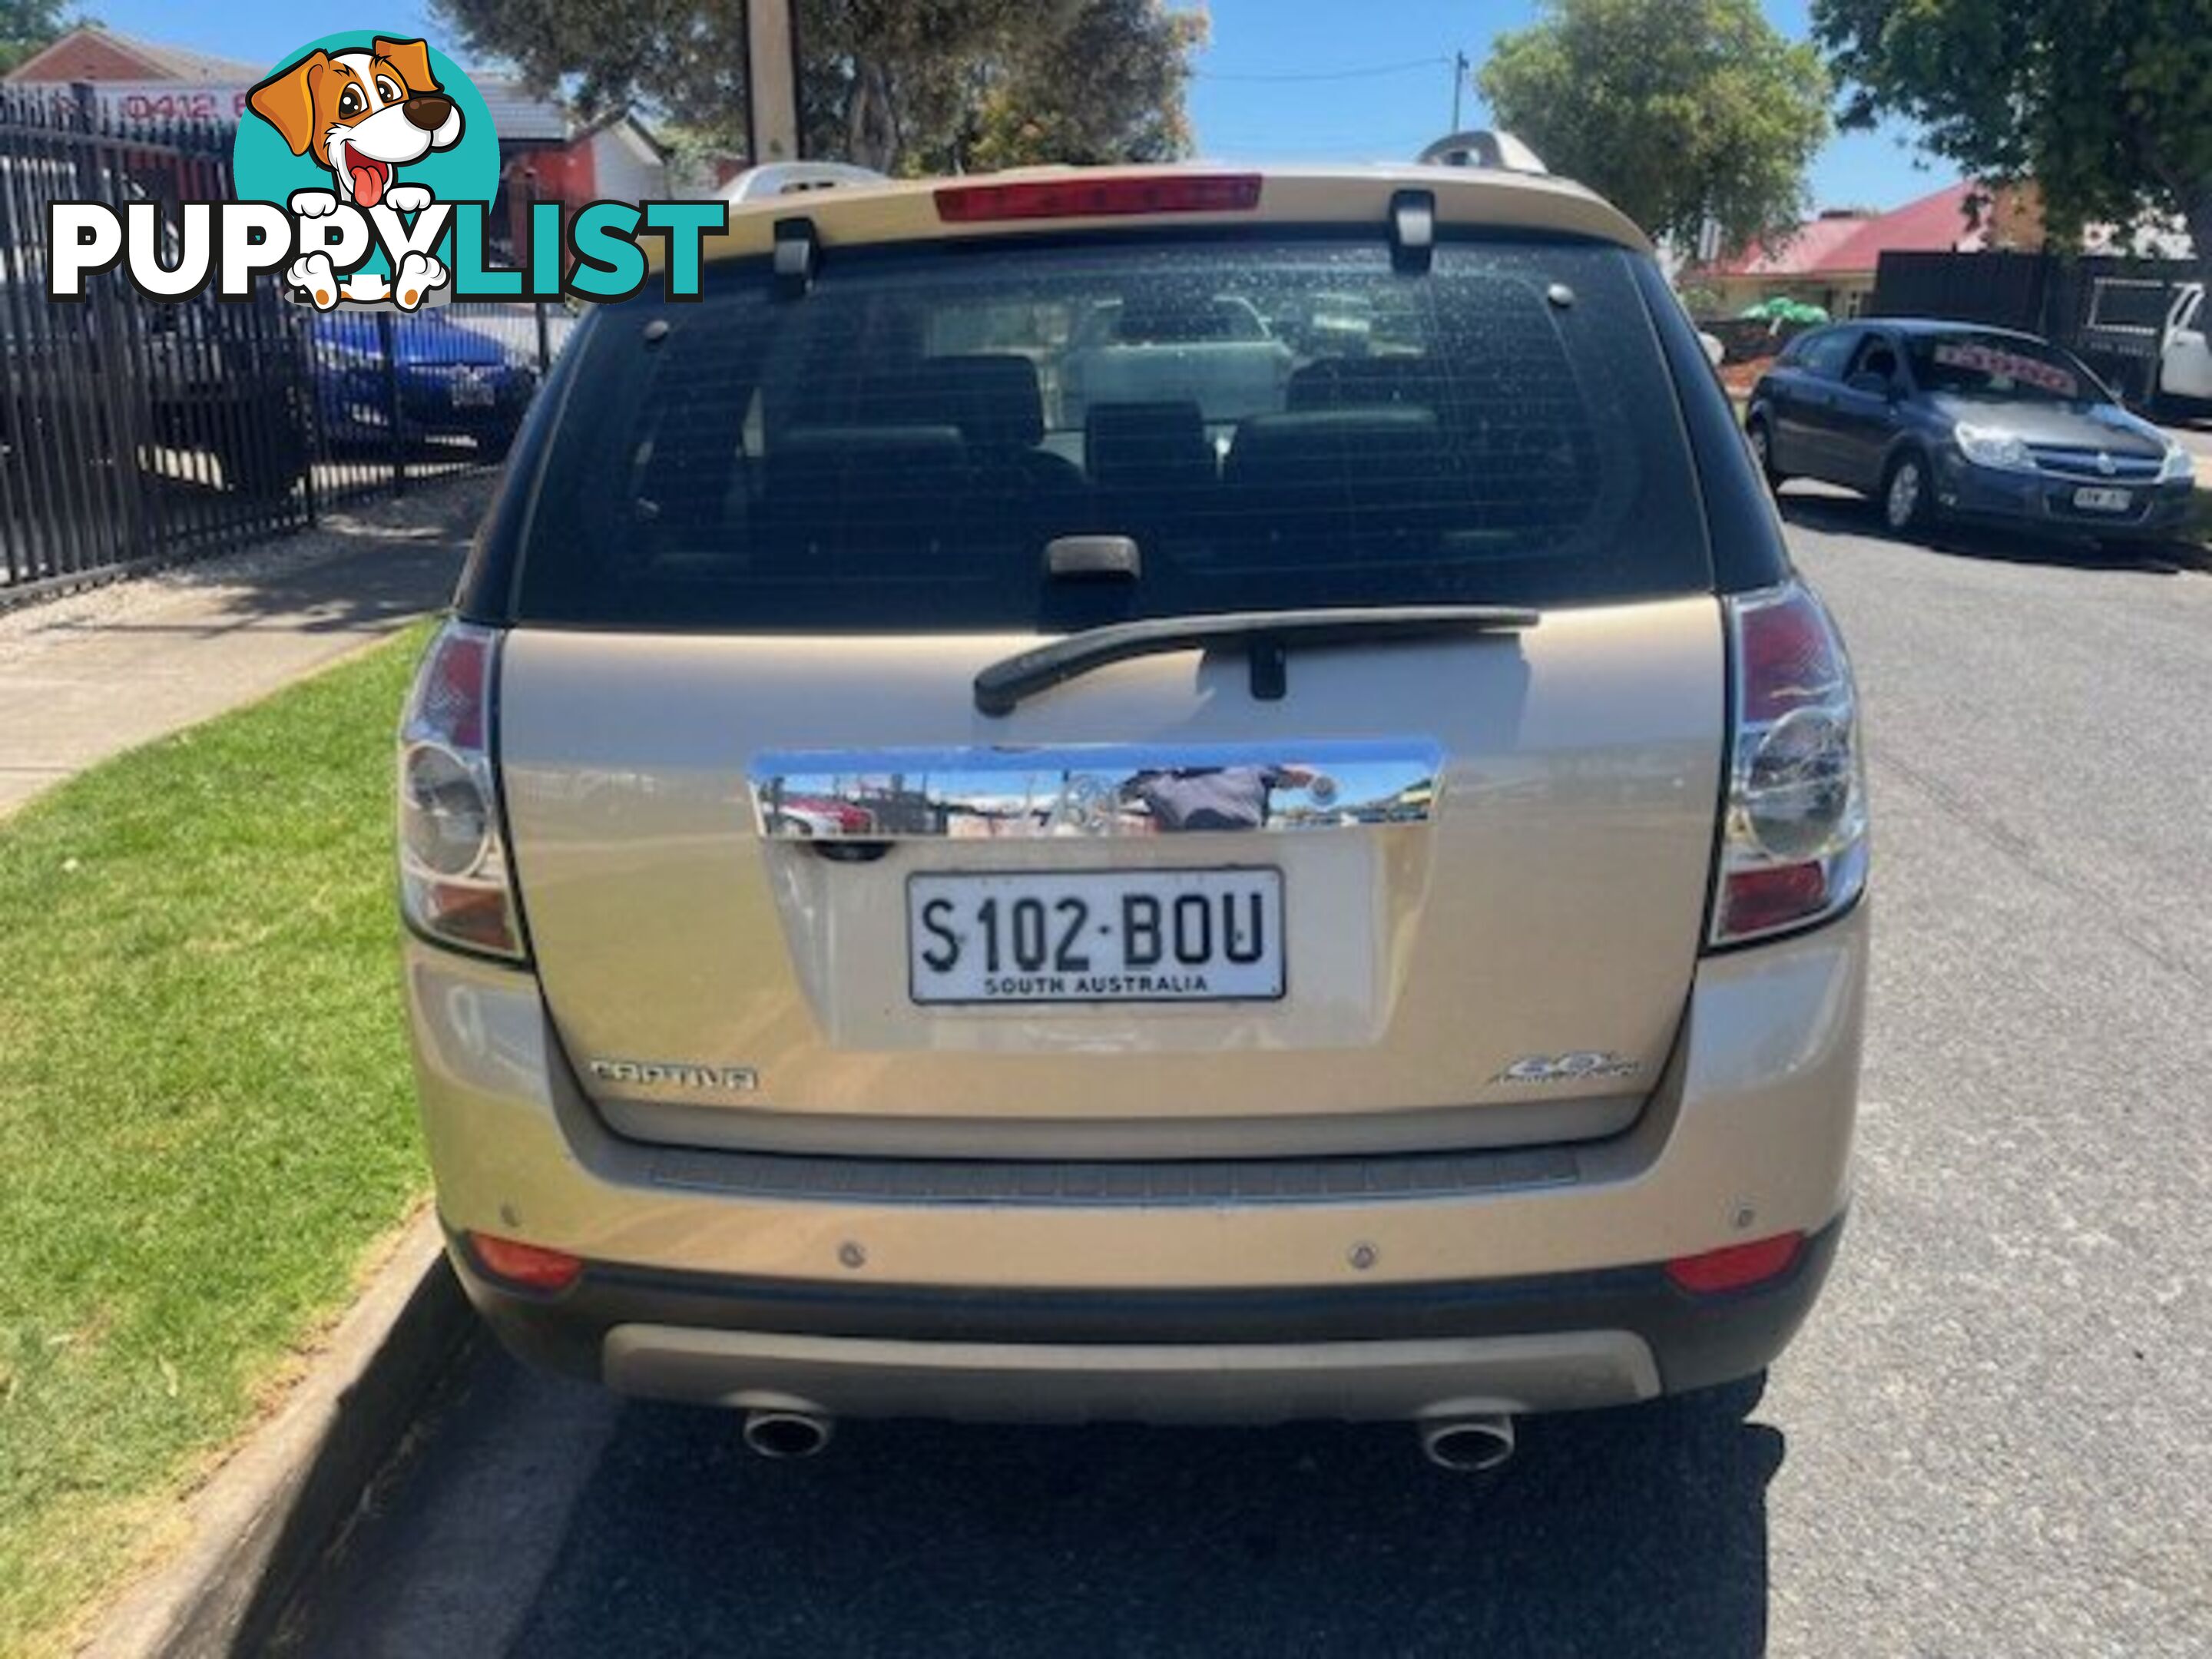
2159,283,2210,412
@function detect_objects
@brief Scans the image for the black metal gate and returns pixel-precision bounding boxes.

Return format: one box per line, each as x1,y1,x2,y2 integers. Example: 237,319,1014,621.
0,86,574,605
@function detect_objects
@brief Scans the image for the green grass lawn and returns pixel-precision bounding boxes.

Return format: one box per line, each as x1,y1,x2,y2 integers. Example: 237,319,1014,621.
0,623,434,1655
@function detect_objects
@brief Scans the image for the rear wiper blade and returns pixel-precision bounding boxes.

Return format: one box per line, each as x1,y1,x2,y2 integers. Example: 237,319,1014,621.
974,604,1538,717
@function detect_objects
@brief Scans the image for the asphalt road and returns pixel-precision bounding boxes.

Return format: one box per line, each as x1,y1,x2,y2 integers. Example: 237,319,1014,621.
277,495,2212,1658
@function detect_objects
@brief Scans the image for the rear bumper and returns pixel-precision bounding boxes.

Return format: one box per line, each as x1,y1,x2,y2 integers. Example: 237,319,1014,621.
406,902,1866,1422
449,1217,1841,1420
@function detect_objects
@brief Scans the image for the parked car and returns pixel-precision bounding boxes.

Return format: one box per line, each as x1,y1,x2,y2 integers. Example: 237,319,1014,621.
1747,319,2197,542
399,148,1869,1471
1059,291,1295,426
310,306,537,455
2156,282,2210,416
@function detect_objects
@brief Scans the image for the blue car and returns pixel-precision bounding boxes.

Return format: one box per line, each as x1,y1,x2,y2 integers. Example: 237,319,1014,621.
1747,319,2197,545
308,306,538,455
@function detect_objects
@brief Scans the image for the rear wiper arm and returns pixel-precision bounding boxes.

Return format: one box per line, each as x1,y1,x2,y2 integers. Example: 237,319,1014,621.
974,604,1538,717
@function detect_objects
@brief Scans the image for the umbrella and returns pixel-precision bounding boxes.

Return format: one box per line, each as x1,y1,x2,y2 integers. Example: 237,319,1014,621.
1740,296,1830,324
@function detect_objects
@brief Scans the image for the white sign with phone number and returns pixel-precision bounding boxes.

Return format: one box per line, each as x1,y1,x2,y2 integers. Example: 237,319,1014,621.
74,84,253,124
1931,339,2080,399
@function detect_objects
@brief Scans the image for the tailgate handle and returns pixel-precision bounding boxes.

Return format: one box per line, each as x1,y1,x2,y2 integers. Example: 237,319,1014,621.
1045,535,1141,581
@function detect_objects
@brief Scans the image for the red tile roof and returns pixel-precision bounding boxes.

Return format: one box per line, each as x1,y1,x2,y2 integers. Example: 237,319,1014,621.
5,27,265,84
1707,182,1987,278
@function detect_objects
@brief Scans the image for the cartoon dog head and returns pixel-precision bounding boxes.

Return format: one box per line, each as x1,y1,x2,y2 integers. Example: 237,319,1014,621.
247,38,462,209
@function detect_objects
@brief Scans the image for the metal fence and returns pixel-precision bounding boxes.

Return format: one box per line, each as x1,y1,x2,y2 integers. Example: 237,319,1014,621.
0,86,575,606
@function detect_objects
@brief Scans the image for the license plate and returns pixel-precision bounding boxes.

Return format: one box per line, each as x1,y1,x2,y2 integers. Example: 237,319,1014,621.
449,376,495,409
2072,485,2132,512
908,869,1284,1005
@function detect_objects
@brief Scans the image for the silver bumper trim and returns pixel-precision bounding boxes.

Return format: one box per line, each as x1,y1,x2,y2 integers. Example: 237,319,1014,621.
601,1326,1661,1422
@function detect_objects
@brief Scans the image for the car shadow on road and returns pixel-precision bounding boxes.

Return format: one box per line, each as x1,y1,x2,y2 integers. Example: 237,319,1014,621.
1776,489,2211,576
510,1379,1783,1658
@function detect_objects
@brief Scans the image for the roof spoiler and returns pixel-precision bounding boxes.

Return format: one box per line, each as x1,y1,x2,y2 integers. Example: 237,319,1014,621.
1417,130,1548,175
724,161,888,203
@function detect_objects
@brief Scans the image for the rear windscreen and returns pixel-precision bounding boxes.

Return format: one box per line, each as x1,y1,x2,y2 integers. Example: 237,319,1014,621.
510,237,1710,631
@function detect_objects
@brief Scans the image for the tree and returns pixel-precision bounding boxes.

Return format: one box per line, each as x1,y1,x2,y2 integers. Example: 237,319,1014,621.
1813,0,2212,294
1475,0,1830,255
793,0,1051,171
429,0,1201,176
961,0,1208,171
0,0,73,76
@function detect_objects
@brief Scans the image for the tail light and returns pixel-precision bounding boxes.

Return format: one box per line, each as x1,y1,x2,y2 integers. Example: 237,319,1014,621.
1707,582,1868,948
398,621,528,960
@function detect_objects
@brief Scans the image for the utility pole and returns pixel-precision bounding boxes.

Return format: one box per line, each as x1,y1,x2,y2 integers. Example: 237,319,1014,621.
746,0,803,164
1451,50,1469,131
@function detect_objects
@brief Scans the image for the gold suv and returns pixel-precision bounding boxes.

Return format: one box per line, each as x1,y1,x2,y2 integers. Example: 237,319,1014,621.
398,149,1868,1470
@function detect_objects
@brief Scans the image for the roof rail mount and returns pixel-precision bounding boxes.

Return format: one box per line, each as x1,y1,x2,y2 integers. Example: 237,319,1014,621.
726,161,888,203
772,216,819,298
1418,131,1548,175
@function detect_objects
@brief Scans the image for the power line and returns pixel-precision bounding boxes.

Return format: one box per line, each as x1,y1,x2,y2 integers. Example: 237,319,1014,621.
1194,55,1454,84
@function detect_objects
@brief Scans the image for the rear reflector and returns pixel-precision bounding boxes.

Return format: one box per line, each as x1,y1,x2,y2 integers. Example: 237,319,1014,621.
470,1233,584,1293
1665,1231,1805,1295
935,173,1262,224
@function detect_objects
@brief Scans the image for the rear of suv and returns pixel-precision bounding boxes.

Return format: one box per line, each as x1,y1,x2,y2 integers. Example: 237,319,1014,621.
399,157,1868,1466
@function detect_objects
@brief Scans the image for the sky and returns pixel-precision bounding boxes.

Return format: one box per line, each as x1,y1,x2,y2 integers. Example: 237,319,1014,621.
84,0,1956,213
1182,0,1955,210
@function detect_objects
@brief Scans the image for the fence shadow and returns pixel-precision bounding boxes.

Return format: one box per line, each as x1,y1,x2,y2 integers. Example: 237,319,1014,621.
5,476,485,642
504,1377,1783,1657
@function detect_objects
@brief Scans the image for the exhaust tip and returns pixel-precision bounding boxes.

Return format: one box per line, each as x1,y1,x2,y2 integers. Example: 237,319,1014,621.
743,1409,833,1459
1419,1414,1515,1473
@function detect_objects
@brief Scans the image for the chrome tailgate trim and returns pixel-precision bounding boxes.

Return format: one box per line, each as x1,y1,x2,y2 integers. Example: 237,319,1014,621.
749,740,1442,839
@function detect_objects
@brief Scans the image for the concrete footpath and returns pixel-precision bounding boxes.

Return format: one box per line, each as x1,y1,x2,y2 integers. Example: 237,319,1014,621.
0,477,492,816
